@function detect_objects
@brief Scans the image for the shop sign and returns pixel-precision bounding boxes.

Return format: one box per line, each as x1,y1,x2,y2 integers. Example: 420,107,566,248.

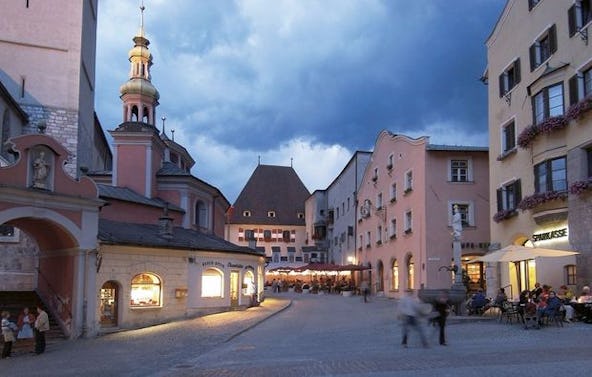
202,261,225,268
227,262,244,268
532,228,567,242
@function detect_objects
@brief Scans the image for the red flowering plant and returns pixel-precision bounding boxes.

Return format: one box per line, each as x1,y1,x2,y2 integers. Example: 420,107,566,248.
493,209,517,223
569,179,592,195
566,96,592,121
517,190,567,211
517,116,568,149
517,124,540,149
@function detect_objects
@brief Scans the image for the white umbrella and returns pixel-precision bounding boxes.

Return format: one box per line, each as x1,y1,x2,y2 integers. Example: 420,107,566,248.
470,245,579,263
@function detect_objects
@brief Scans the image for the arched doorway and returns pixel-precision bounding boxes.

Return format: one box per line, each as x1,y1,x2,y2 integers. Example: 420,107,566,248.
100,281,119,327
377,260,384,293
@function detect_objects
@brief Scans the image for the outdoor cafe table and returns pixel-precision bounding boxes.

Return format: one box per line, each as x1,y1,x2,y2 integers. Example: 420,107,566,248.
568,302,592,323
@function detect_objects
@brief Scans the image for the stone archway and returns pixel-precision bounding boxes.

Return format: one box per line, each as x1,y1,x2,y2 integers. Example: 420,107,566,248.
0,134,103,338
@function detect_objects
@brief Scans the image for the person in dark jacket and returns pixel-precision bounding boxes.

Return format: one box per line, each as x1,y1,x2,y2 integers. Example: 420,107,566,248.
432,291,451,346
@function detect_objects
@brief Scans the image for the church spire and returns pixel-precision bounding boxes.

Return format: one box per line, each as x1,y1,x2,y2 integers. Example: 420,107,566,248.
119,1,160,126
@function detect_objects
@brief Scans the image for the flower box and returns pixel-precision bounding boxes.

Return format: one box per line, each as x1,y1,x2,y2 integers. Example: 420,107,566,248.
517,191,567,211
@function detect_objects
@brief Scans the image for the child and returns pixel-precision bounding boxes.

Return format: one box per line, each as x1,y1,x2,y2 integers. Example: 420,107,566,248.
1,310,18,358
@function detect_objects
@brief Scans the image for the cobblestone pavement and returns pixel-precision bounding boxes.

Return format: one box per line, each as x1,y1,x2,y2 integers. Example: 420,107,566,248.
2,293,592,377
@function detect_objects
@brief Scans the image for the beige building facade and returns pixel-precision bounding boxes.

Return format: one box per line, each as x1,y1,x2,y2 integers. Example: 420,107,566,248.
486,0,591,298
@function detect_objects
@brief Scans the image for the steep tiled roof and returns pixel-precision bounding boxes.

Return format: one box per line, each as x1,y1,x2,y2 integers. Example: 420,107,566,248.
229,164,310,225
97,184,184,212
98,218,263,256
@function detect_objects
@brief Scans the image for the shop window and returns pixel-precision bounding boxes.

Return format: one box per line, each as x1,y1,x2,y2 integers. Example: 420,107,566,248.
392,260,399,290
202,268,223,297
407,255,415,290
130,273,161,307
534,157,567,193
532,83,564,124
529,25,557,71
243,271,255,295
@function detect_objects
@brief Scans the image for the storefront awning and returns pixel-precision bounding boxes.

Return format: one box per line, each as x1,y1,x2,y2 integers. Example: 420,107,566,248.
469,245,579,263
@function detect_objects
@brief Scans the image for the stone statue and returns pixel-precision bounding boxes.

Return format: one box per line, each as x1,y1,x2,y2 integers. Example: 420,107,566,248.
32,151,50,189
452,204,462,241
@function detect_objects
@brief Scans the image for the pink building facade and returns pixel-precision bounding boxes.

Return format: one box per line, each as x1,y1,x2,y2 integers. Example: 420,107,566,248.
356,131,490,298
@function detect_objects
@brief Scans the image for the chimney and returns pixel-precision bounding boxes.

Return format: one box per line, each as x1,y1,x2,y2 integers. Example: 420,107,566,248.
159,203,173,240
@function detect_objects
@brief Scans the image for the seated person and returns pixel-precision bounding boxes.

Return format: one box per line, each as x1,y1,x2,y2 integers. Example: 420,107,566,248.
468,289,488,314
484,288,508,312
577,286,592,303
530,282,543,302
536,290,562,326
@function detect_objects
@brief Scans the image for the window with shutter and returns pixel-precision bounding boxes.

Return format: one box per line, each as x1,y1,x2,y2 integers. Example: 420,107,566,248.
497,179,522,212
529,25,557,71
502,121,516,152
499,59,521,97
568,1,592,37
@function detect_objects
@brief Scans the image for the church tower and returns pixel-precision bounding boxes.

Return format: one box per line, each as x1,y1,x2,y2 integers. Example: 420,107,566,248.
109,5,165,198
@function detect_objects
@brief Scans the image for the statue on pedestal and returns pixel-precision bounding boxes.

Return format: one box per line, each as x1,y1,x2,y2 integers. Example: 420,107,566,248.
452,204,462,241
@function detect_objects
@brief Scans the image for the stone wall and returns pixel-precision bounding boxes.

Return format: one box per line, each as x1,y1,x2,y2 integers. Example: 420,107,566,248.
0,230,39,291
21,104,79,177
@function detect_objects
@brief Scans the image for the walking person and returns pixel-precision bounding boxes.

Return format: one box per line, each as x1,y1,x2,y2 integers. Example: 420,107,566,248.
360,280,370,303
433,291,450,346
34,305,49,355
1,310,18,359
398,290,428,348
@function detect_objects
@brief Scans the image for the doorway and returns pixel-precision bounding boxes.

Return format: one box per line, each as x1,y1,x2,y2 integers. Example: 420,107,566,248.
230,271,239,308
100,281,118,327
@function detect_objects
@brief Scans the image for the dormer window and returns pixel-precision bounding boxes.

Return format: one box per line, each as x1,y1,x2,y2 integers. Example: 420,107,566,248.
297,212,304,219
243,210,251,217
267,211,276,218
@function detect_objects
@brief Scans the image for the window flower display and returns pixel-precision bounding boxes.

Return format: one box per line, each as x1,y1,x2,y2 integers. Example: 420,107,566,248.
517,191,567,211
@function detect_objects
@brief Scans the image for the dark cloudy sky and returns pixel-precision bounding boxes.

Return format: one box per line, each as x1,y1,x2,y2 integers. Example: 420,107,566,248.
95,0,506,203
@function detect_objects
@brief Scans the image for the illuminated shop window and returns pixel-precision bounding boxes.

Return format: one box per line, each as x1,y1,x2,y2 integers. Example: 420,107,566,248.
243,271,255,295
392,260,399,290
202,268,224,297
130,273,161,307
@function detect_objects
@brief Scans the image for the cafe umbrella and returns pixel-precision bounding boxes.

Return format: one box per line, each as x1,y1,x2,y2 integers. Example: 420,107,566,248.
471,245,579,263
